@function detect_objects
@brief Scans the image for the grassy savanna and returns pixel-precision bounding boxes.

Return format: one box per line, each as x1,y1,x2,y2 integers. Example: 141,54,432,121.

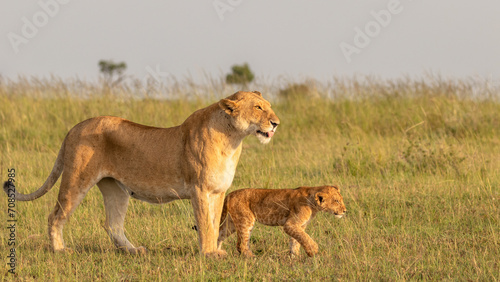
0,76,499,280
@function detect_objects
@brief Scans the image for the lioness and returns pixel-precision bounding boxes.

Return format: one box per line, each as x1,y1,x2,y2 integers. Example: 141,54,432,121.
3,91,279,257
217,185,346,257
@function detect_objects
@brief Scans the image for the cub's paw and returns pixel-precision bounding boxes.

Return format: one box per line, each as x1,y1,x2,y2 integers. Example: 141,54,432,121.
241,250,256,258
305,242,319,257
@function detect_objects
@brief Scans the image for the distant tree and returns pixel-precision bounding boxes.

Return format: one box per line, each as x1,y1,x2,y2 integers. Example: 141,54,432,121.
225,63,254,86
98,60,127,86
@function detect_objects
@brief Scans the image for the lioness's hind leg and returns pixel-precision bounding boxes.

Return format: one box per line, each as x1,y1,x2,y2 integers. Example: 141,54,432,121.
97,178,145,255
48,173,94,252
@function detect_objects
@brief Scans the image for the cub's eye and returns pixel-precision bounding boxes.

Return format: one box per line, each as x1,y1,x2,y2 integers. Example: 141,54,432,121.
335,200,340,204
255,105,263,110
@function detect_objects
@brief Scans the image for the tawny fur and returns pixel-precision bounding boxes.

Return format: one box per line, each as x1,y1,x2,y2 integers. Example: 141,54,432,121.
3,91,279,257
217,185,346,257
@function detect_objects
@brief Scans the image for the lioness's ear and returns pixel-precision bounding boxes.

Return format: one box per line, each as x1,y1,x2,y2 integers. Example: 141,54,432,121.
252,91,262,96
219,99,239,116
315,192,326,206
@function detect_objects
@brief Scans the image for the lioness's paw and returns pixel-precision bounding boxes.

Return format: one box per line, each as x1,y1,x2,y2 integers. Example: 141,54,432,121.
205,250,228,259
54,247,74,254
128,246,147,255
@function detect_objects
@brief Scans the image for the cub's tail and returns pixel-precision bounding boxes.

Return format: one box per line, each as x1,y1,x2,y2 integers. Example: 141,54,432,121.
3,140,65,201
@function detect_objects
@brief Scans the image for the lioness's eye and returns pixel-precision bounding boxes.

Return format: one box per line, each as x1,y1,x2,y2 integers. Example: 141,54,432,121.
255,105,263,110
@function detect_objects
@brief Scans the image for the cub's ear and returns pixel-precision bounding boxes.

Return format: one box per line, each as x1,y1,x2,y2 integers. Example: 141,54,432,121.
219,99,239,116
315,192,326,206
252,91,262,96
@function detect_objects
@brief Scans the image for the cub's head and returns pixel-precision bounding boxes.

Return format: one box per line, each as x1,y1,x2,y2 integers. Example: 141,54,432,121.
314,185,347,218
219,91,280,144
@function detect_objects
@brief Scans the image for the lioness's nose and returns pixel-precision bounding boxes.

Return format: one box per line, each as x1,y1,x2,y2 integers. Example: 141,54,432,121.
270,120,279,129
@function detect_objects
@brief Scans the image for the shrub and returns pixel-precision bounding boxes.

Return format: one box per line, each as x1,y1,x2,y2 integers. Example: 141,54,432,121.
225,63,254,86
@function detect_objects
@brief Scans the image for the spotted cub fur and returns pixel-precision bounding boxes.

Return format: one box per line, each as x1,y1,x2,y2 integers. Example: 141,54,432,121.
217,185,346,257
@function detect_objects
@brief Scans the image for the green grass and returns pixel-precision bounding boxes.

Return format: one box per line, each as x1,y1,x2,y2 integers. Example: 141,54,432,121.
0,76,499,280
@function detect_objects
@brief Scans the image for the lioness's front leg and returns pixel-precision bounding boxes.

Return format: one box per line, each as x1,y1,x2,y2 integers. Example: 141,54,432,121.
191,189,227,257
97,178,146,255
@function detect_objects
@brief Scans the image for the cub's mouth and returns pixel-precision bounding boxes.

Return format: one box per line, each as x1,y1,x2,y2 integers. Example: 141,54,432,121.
257,130,275,138
334,211,346,219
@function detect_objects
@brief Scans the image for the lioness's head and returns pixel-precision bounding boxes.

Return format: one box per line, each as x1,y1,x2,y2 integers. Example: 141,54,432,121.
219,91,280,144
314,185,347,218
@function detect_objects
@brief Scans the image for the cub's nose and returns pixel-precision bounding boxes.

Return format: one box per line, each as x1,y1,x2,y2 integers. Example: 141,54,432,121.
270,120,279,129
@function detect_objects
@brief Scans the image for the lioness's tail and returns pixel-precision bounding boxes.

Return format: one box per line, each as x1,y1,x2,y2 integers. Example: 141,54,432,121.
3,140,65,201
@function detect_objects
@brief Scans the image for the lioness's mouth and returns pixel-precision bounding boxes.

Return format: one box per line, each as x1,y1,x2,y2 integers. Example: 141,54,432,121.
257,130,275,138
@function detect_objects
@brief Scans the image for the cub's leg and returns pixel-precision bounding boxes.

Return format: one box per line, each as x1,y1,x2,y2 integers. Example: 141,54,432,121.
289,238,301,257
217,213,236,250
289,222,310,257
283,220,318,257
231,210,256,258
48,169,95,252
97,178,146,254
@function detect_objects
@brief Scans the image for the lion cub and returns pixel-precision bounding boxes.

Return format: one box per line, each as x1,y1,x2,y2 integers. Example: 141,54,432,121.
217,185,346,257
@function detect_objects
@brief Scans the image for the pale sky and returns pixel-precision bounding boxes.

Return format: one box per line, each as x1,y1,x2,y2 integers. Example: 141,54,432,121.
2,0,500,82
